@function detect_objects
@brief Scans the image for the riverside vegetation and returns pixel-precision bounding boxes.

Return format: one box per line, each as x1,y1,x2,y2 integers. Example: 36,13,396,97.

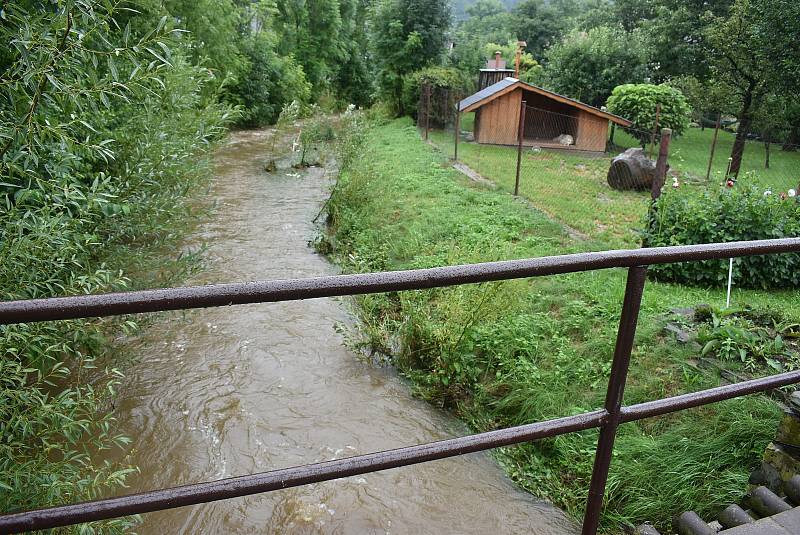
0,4,234,530
0,0,382,528
322,115,800,532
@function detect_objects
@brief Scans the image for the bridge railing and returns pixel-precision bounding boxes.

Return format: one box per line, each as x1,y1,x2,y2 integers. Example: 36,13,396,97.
2,238,800,534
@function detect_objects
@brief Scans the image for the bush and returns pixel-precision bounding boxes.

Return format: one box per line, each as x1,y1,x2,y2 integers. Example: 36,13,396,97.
606,83,691,146
643,186,800,288
402,66,473,126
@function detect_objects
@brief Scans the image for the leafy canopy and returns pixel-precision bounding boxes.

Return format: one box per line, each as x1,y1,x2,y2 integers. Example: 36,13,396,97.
543,26,649,107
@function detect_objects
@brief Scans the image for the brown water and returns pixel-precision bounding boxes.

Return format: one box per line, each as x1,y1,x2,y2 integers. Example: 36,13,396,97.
105,129,578,534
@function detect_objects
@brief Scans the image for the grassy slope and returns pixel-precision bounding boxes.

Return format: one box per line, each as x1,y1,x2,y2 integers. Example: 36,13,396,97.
327,118,798,532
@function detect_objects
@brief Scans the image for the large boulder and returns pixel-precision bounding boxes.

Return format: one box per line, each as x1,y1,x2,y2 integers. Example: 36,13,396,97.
607,148,658,191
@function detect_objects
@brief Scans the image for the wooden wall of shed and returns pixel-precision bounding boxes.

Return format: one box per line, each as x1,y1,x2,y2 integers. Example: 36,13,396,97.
575,111,609,152
475,89,522,145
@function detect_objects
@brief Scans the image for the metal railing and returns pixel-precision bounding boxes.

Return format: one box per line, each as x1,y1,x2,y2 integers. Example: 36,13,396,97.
2,238,800,534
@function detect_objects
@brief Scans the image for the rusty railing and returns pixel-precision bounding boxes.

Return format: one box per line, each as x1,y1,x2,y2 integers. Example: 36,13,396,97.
1,238,800,534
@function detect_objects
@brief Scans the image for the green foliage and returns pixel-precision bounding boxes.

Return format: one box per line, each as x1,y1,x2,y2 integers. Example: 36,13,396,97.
0,2,231,529
448,1,514,74
606,83,691,145
644,186,800,288
369,0,451,115
542,26,649,107
698,313,800,372
402,67,473,124
512,0,577,59
667,75,737,125
233,33,310,126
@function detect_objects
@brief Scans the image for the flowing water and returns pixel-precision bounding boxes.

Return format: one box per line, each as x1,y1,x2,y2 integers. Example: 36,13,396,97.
104,129,578,534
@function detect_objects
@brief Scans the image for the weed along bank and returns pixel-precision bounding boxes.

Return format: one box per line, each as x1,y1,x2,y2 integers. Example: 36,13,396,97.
459,78,632,153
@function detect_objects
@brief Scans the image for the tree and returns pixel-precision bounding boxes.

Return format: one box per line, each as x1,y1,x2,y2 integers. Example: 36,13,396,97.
511,0,569,59
165,0,246,82
369,0,451,115
606,84,691,147
751,94,793,168
332,0,373,107
542,26,649,107
706,0,783,178
667,75,736,129
448,0,514,75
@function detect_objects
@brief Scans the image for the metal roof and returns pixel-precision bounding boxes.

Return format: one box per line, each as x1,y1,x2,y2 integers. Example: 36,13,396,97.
458,78,632,126
458,77,517,112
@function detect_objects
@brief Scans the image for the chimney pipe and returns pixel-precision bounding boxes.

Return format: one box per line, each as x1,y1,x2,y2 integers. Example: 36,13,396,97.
494,51,501,69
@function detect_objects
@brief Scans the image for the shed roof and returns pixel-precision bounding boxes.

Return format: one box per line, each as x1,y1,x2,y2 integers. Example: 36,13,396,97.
458,78,632,126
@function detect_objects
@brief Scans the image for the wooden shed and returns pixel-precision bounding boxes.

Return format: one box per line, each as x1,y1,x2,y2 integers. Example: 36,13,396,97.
458,78,632,153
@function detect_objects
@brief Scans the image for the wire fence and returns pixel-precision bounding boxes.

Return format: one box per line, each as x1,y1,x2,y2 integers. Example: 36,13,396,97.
419,84,800,256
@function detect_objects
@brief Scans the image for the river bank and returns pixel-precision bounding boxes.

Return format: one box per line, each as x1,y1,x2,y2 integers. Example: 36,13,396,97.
95,127,578,534
321,116,791,533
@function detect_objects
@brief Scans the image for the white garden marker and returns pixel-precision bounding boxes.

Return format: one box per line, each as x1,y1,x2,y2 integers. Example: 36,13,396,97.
726,257,734,308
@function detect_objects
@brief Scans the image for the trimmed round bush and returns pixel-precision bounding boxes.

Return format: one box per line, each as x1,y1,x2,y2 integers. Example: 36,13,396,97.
606,83,691,146
643,186,800,288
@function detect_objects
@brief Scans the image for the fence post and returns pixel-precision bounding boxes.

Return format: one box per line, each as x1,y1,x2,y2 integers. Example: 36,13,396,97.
514,100,526,196
705,113,722,181
649,103,661,159
454,105,460,162
581,265,648,535
652,128,672,200
424,84,431,141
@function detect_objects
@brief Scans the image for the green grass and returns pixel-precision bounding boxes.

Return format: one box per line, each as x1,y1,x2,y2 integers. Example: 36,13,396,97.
327,117,798,533
616,127,800,192
435,116,800,249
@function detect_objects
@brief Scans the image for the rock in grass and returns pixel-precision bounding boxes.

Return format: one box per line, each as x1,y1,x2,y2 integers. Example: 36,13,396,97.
664,322,695,343
607,147,658,191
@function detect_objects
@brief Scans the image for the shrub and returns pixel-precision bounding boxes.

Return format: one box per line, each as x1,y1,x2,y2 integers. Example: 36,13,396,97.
402,66,474,126
606,83,691,146
643,186,800,288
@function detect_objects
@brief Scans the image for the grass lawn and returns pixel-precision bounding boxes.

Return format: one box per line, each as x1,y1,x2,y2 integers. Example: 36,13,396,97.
326,117,799,533
431,114,800,249
615,126,800,192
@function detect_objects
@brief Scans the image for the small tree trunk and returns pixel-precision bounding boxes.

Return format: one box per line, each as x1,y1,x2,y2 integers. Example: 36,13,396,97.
729,85,755,178
765,132,771,169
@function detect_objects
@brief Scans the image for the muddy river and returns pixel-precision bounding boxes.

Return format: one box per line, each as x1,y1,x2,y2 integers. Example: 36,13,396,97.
103,129,578,534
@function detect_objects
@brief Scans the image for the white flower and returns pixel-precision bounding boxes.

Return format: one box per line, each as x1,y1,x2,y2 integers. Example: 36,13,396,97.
789,189,797,197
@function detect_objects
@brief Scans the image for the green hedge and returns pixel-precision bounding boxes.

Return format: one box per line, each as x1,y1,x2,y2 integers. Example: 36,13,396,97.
644,186,800,288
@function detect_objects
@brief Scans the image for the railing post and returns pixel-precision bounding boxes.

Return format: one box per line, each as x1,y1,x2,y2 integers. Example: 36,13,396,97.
514,100,526,196
581,266,648,535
